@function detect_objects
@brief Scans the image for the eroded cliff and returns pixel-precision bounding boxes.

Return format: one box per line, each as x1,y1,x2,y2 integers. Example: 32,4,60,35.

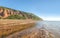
0,6,42,20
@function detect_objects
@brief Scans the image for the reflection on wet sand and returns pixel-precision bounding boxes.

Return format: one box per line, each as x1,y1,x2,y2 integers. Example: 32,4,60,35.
6,27,54,38
3,21,56,38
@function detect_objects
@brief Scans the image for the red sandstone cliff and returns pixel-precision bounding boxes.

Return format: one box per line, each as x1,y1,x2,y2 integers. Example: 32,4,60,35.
0,6,42,20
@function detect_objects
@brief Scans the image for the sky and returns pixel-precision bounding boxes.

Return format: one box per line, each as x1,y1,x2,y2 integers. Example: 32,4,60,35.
0,0,60,21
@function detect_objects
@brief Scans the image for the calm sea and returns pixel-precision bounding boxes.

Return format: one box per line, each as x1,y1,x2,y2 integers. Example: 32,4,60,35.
36,21,60,38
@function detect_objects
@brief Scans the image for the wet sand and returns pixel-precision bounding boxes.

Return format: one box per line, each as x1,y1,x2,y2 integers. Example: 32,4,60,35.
6,27,54,38
0,19,36,38
0,20,55,38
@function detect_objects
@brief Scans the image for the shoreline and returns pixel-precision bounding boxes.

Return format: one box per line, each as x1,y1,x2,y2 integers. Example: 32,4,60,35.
0,19,37,25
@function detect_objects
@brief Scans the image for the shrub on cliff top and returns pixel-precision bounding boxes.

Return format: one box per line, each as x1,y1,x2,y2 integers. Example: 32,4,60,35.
6,15,26,19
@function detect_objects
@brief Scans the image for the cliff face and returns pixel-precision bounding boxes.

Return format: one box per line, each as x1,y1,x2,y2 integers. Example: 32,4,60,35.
0,7,24,18
0,6,42,20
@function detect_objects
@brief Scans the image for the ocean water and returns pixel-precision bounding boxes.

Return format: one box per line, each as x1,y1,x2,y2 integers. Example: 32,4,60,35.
36,21,60,38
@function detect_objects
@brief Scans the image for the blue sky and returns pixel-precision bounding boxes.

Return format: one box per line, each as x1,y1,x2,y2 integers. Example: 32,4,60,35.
0,0,60,21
